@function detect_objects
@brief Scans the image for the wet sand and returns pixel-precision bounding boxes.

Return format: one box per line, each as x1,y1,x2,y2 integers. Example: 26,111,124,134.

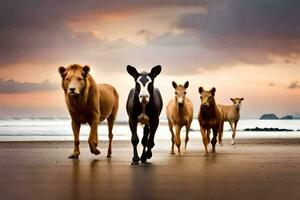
0,138,299,200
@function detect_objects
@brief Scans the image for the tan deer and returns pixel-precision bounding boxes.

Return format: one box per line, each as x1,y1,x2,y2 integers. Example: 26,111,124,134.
166,81,193,155
218,98,244,145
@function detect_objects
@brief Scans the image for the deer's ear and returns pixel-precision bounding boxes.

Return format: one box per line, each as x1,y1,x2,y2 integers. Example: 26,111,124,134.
210,87,216,96
126,65,139,79
230,98,235,102
172,81,177,89
241,98,244,101
184,81,189,89
58,66,66,78
149,65,162,79
198,87,204,94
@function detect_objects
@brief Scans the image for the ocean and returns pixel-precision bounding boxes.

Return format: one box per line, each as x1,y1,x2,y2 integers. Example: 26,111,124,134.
0,118,299,141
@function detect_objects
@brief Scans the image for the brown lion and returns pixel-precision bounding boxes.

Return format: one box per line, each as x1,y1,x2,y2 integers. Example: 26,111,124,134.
59,64,119,159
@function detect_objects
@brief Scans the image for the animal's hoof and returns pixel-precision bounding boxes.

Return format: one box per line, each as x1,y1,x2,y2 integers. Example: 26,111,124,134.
231,141,235,145
170,151,175,155
141,153,147,163
210,148,216,153
203,152,209,157
219,142,223,146
146,150,152,159
131,161,139,165
107,154,112,158
68,154,79,159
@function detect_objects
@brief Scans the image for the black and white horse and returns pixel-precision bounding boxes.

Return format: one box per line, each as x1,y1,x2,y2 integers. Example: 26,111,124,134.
126,65,163,165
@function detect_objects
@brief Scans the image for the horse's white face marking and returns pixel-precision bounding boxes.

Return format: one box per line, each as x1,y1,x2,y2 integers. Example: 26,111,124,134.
137,75,152,104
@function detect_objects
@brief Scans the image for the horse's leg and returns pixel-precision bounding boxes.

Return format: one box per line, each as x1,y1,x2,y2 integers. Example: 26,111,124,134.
218,122,224,146
88,115,100,155
174,125,182,155
232,121,238,145
69,120,81,159
229,121,235,145
129,119,139,165
106,113,116,158
168,120,175,154
146,118,159,159
141,125,150,163
207,129,211,143
201,127,209,156
184,123,191,150
211,128,218,153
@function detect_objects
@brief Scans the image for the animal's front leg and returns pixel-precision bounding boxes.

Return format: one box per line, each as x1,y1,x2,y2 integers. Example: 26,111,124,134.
88,116,100,155
168,121,175,154
229,121,235,145
232,121,238,145
69,120,81,159
201,127,209,156
175,125,182,155
147,118,159,160
185,124,191,150
129,119,139,165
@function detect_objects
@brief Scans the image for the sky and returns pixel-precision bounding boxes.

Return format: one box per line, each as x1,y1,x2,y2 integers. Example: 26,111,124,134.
0,0,299,120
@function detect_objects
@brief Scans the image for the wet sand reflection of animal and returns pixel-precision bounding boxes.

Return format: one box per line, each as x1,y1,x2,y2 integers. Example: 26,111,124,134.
198,87,223,156
126,65,163,165
166,81,193,155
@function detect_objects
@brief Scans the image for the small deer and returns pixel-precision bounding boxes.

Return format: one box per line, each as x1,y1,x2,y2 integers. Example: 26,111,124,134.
166,81,193,155
218,98,244,145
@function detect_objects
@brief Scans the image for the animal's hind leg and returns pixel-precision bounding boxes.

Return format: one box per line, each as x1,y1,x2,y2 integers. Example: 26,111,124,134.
168,120,175,154
218,122,224,146
184,124,191,150
211,128,218,153
106,113,116,158
129,119,139,165
141,125,150,163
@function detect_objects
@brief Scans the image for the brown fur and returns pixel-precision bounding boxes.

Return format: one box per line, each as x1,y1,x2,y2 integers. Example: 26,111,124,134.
218,98,244,145
166,81,193,155
198,87,223,156
59,64,118,158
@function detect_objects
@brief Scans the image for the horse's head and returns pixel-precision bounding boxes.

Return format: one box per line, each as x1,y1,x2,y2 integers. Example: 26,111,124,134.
127,65,162,104
198,87,216,108
172,81,189,107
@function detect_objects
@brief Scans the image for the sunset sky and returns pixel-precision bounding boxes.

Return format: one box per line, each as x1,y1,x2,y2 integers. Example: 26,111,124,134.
0,0,299,120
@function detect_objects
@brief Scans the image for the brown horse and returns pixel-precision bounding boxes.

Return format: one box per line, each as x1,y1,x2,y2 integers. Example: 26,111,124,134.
166,81,193,155
198,87,223,156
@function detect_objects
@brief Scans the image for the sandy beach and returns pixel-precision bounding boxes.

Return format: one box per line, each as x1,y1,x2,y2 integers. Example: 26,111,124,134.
0,138,299,200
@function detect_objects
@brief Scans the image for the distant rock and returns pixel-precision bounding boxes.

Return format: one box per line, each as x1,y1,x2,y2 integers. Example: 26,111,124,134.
280,115,294,120
259,114,279,120
243,127,293,132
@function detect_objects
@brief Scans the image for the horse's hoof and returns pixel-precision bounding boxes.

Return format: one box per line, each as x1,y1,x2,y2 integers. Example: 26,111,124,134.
106,154,112,158
219,142,223,146
146,150,152,159
170,151,175,155
68,154,79,159
231,141,235,145
141,153,147,163
203,152,209,157
93,149,100,155
131,161,139,165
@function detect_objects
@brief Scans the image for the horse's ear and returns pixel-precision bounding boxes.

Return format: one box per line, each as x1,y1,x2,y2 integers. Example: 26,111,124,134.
198,87,204,94
172,81,177,89
184,81,189,89
150,65,162,79
210,87,216,96
58,66,66,78
83,65,90,77
127,65,139,79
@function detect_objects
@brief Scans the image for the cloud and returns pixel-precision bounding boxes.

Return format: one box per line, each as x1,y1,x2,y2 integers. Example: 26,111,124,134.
0,79,58,93
176,0,300,66
288,81,300,89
